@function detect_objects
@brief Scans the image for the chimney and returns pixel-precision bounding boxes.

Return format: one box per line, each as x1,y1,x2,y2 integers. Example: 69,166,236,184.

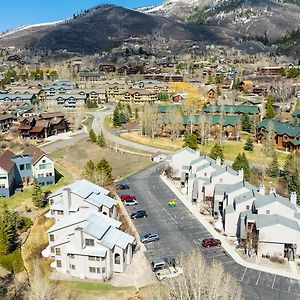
62,188,71,216
290,192,297,206
73,227,83,250
269,187,276,195
238,169,244,180
258,184,265,195
216,157,221,166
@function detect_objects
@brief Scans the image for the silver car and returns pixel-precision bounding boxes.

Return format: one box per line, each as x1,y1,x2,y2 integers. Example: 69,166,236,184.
141,232,159,243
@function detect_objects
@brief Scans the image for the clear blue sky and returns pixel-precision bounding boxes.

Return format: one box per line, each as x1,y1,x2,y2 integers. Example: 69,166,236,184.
0,0,163,32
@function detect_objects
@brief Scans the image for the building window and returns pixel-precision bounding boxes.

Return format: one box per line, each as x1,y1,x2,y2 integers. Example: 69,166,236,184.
56,260,62,268
70,254,74,259
25,164,31,170
96,257,101,261
114,253,121,264
70,264,75,270
50,247,54,253
219,178,223,183
39,163,52,170
42,159,46,163
85,239,94,247
57,211,64,215
97,268,101,273
246,205,250,210
88,256,96,261
55,248,61,255
266,210,270,215
49,234,54,242
20,164,24,171
0,174,7,179
102,267,105,273
89,267,96,273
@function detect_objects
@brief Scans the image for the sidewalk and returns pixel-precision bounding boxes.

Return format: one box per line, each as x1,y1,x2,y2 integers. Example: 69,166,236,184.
161,175,300,281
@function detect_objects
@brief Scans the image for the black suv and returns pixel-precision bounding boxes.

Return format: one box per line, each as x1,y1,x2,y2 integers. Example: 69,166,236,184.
131,210,147,219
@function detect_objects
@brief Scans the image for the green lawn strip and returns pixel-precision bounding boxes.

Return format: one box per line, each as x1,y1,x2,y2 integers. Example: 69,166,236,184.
58,280,131,293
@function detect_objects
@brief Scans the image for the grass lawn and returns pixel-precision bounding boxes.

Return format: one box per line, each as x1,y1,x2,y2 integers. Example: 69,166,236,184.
51,138,153,180
0,164,74,215
21,212,54,277
121,132,289,166
121,132,183,151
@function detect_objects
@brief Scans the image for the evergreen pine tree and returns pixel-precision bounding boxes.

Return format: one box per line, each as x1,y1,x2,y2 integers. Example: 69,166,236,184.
113,105,121,126
0,206,18,254
288,169,300,202
216,85,221,96
89,129,97,143
209,143,224,163
241,113,252,132
232,153,242,171
83,160,95,181
283,153,294,180
96,159,113,186
265,96,276,119
183,134,198,150
32,178,46,208
266,154,280,177
97,131,106,147
241,152,251,181
243,137,254,151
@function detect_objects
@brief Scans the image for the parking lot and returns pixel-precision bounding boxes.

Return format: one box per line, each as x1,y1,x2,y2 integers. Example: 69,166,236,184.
119,164,300,300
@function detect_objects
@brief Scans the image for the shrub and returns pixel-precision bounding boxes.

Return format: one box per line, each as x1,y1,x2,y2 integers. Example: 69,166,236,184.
16,216,33,233
270,256,285,264
0,250,24,272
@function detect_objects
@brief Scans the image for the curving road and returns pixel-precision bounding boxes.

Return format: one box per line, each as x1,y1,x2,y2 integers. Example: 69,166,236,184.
89,106,171,155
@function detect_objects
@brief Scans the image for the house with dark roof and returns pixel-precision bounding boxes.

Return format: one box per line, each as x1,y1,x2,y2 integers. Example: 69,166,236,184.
256,119,300,152
18,113,69,139
0,114,14,132
0,145,55,197
203,104,260,117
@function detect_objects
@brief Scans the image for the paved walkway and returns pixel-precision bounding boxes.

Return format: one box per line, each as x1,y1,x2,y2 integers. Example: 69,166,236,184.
161,175,300,281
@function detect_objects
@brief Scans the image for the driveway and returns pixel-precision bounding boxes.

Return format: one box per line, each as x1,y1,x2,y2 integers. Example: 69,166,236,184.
119,164,300,300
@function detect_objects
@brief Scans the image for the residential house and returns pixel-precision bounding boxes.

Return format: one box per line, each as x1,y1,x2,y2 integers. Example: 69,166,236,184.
0,114,14,132
77,89,107,104
203,104,260,118
0,93,36,104
19,113,69,139
260,67,282,76
206,88,216,103
119,88,158,104
79,73,105,82
45,209,134,280
0,150,16,197
44,80,75,97
166,147,200,179
0,145,55,197
256,119,300,152
48,179,117,221
55,94,86,109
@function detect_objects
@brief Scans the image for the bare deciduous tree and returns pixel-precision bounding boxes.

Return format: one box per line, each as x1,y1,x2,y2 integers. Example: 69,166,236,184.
29,260,56,300
149,250,243,300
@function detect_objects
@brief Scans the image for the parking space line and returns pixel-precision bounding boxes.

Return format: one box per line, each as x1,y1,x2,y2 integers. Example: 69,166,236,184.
255,271,261,286
161,207,178,224
271,275,276,289
240,267,247,282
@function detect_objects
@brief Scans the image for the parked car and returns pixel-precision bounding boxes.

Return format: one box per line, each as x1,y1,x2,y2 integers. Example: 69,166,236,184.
116,183,129,190
202,238,221,247
141,233,159,243
121,194,136,201
151,259,167,271
131,210,147,219
155,266,183,281
125,200,138,206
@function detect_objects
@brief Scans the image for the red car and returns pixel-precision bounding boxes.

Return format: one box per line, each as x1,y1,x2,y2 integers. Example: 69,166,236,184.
121,194,136,201
202,238,221,247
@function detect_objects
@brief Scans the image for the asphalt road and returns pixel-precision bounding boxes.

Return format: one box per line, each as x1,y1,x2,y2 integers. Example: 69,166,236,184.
90,106,171,155
119,164,300,300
